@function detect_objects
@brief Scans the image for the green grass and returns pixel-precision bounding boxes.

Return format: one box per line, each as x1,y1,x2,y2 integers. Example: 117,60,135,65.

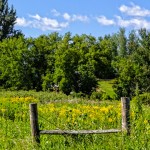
0,90,150,149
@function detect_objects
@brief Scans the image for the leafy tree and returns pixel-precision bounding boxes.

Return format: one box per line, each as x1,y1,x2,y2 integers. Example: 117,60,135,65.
53,33,98,95
97,35,116,79
132,29,150,92
113,28,150,98
42,32,61,91
54,32,79,94
127,30,139,55
112,58,138,98
0,0,20,41
0,36,29,89
118,28,127,57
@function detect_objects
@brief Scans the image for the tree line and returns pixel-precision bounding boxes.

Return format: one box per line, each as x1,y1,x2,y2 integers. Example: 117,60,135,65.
0,0,150,99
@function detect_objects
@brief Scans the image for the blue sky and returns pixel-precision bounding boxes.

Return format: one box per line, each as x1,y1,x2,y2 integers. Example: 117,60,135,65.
9,0,150,38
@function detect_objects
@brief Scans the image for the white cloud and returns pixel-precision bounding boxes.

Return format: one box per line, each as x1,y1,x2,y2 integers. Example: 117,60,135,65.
119,3,150,17
117,3,150,29
72,14,89,22
51,9,60,16
63,13,89,22
51,9,89,22
29,14,41,20
95,3,150,29
16,10,89,32
16,4,150,32
16,15,69,31
96,16,115,25
16,17,31,27
116,16,150,29
63,13,71,21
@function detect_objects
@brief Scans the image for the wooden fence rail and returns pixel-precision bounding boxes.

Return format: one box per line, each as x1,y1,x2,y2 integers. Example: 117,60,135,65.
29,97,130,143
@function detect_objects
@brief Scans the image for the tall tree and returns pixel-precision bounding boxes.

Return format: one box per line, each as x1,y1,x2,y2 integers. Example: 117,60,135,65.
0,0,17,41
118,28,127,57
127,30,138,55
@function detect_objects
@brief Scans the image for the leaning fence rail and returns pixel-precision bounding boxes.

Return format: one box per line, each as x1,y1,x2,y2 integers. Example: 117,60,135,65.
29,97,130,143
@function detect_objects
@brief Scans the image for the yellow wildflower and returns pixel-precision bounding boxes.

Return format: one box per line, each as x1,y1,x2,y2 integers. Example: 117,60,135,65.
144,120,148,124
108,118,113,122
100,106,109,113
1,108,6,113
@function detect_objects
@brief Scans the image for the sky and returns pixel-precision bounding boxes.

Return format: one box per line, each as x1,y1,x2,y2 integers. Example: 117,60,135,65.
9,0,150,38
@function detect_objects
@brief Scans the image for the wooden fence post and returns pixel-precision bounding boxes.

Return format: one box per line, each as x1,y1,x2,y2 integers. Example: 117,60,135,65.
29,103,40,143
121,97,130,135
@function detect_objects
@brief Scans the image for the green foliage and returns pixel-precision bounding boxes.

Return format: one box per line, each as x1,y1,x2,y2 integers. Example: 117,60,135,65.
90,91,104,100
139,93,150,106
113,28,150,99
112,58,137,98
127,30,139,55
0,28,150,98
98,79,117,100
0,0,21,41
0,36,29,89
0,91,149,149
53,33,99,95
133,92,150,106
118,28,127,57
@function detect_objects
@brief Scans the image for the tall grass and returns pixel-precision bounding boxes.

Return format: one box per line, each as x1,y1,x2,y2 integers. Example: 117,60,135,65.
0,91,149,149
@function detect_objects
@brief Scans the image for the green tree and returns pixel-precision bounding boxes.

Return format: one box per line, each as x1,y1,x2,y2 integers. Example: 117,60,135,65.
112,58,138,98
42,32,61,91
0,36,29,89
113,28,150,99
54,32,79,94
0,0,19,41
118,28,127,57
97,35,116,79
53,33,98,95
127,30,138,55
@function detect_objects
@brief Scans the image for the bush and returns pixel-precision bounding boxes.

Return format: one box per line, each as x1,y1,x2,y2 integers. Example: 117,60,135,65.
102,93,112,100
90,91,104,100
139,93,150,106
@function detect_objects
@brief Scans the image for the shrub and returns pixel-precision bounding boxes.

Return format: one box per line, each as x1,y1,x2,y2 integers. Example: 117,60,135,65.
139,93,150,106
90,91,103,100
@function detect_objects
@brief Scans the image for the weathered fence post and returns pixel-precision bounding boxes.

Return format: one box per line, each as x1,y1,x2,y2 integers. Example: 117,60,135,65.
29,103,40,143
121,97,130,135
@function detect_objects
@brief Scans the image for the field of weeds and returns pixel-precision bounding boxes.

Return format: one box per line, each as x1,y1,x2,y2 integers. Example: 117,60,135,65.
0,91,149,149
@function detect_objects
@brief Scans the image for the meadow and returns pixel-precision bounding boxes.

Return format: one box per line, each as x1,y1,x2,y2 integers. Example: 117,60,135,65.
0,91,149,150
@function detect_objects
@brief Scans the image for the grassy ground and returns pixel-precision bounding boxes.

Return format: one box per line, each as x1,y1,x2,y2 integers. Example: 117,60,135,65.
0,90,149,149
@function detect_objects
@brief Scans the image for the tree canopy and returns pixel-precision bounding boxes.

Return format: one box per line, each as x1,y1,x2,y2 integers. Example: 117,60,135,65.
0,1,150,98
0,0,21,41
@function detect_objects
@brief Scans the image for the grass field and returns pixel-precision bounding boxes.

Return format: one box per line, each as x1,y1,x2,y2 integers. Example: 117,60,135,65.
0,90,149,149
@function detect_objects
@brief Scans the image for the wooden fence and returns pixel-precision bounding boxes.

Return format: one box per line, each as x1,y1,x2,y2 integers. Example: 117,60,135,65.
29,97,130,143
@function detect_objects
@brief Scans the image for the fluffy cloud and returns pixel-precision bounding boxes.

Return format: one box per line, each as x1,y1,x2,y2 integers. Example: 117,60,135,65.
62,12,89,22
116,16,150,29
16,10,89,31
63,13,71,21
119,3,150,17
16,17,31,27
16,4,150,32
96,16,115,25
71,14,89,22
117,3,150,29
51,9,61,17
96,3,150,30
16,14,69,31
